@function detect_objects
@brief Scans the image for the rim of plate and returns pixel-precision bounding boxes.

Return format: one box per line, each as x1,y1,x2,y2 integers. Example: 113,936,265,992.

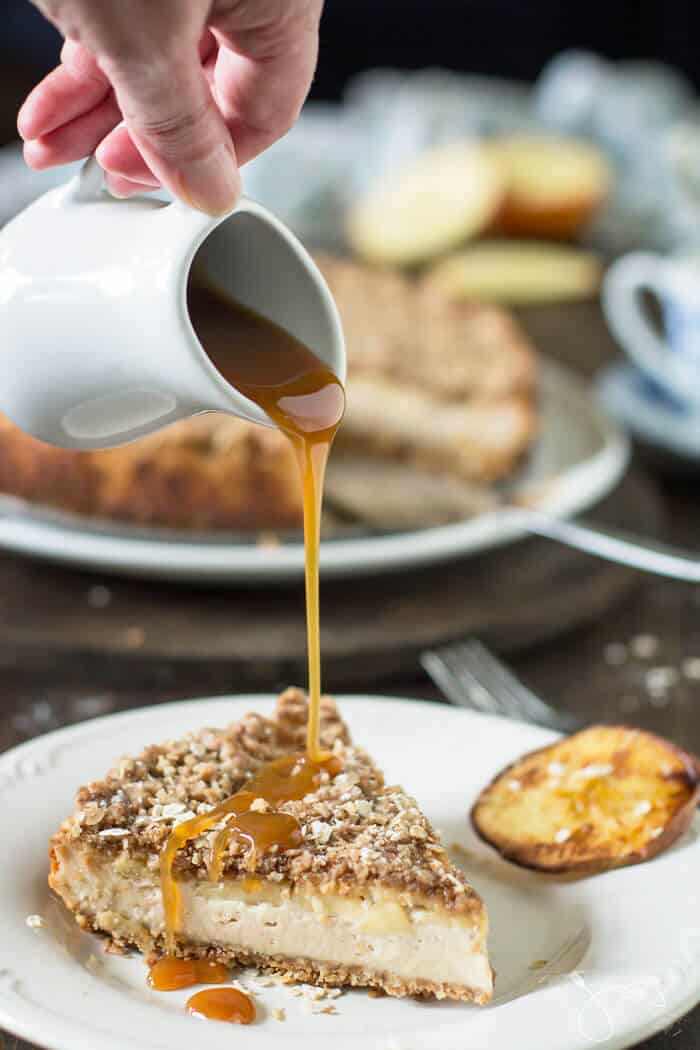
0,695,697,1050
0,361,629,583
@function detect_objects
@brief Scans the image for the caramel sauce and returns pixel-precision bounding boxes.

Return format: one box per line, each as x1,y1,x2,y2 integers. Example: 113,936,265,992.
186,987,256,1025
160,750,342,950
147,957,229,991
154,283,345,974
188,281,344,761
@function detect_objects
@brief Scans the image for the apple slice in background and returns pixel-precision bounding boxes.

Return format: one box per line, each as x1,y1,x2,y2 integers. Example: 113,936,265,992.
486,134,612,240
346,141,505,267
425,240,602,305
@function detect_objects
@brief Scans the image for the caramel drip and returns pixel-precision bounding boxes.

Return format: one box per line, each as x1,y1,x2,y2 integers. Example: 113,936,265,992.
186,987,256,1025
147,957,229,991
207,811,302,882
187,280,345,760
160,748,342,951
155,284,344,973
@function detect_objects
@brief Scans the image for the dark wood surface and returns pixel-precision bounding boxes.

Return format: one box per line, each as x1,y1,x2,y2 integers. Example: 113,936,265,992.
0,469,657,686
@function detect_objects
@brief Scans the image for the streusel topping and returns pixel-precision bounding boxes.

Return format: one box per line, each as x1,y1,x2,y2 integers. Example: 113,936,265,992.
316,255,537,401
54,689,481,914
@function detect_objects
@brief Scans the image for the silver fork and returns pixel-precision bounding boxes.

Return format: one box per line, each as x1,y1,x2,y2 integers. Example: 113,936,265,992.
421,638,580,732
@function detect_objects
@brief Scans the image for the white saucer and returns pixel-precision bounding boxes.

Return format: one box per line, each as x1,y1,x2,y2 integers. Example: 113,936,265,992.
0,695,698,1050
596,362,700,461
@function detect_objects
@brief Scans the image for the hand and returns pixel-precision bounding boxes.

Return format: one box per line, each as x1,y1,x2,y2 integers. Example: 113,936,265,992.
18,0,322,215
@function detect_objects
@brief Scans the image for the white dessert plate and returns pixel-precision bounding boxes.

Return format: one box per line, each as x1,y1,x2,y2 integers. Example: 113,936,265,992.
0,695,698,1050
0,361,628,584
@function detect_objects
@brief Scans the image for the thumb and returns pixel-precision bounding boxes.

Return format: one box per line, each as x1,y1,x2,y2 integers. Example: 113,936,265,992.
103,49,240,215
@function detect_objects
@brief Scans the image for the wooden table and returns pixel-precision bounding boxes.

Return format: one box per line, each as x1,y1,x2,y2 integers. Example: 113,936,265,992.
0,65,698,1041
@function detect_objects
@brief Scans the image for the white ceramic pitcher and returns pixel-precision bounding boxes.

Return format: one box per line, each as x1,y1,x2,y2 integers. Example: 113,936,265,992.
0,157,345,450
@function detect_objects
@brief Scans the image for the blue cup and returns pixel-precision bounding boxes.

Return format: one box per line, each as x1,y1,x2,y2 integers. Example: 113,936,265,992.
602,252,700,409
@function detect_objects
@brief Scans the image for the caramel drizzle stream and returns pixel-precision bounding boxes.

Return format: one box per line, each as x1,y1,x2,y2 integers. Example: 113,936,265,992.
161,284,345,955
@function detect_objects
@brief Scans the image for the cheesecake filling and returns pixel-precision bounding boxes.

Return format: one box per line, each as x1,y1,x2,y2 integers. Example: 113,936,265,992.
52,846,492,996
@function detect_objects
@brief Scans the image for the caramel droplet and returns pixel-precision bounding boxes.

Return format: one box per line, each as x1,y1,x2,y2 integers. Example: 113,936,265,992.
186,987,256,1025
147,956,229,991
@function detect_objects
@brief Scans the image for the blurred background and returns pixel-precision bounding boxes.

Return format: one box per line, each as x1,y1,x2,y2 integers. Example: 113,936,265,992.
0,0,696,697
2,9,700,1048
1,0,699,115
0,1,699,755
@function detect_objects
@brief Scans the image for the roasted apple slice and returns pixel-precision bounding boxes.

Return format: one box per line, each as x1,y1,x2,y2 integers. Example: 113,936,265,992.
486,134,612,239
471,725,699,875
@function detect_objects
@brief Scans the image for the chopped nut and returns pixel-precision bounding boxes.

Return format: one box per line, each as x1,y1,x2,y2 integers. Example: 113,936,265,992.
98,828,129,839
25,914,45,930
83,806,105,827
249,797,270,813
161,802,186,819
300,985,327,1001
87,584,112,609
631,634,659,660
273,1008,286,1022
308,821,332,845
604,643,627,666
172,810,197,826
645,667,679,693
682,657,700,681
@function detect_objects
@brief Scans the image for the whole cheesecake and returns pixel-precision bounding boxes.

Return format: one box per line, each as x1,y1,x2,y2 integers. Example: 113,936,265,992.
0,256,538,531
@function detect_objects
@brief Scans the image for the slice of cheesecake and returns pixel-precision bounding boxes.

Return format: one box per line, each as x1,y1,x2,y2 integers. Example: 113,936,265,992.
50,689,493,1003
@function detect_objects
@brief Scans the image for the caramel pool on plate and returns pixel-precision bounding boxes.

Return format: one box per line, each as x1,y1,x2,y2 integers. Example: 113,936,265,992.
147,957,229,991
186,987,256,1025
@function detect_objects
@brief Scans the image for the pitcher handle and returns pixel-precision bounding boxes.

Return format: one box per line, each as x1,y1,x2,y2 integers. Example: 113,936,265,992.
68,155,180,212
68,155,106,203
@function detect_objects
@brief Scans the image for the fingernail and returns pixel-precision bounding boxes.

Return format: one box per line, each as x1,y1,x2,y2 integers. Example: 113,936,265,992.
17,91,40,140
22,140,47,170
176,143,240,216
105,172,153,199
16,105,29,140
